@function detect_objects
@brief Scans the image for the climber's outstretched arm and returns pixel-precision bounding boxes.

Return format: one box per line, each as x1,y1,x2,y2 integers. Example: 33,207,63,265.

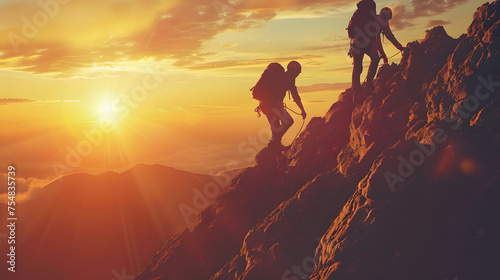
382,24,404,51
291,86,307,119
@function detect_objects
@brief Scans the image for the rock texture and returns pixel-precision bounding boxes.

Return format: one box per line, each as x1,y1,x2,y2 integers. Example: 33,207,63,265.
136,2,500,280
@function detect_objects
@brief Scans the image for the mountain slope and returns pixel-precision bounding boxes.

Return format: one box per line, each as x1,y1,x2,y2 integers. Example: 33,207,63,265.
137,2,500,280
0,164,219,280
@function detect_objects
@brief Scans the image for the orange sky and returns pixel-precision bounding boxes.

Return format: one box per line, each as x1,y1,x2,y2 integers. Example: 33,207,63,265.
0,0,486,201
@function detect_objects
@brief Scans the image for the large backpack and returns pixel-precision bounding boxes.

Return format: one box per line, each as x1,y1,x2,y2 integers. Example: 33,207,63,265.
347,0,377,39
251,63,286,102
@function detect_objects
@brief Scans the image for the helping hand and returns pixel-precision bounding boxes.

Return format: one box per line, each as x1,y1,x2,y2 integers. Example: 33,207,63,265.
301,111,307,119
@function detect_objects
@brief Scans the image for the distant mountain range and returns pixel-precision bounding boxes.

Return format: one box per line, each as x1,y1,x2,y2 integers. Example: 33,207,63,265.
0,164,223,280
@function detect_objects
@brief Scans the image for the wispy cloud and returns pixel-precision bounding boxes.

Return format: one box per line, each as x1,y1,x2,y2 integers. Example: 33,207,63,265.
391,0,469,30
326,66,353,73
0,173,52,203
0,0,353,77
426,19,452,28
43,99,80,103
300,43,349,52
0,98,35,105
299,82,350,93
177,55,323,71
0,98,79,106
223,43,240,48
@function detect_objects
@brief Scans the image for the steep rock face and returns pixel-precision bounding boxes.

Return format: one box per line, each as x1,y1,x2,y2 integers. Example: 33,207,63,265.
136,2,500,280
211,171,353,280
311,2,500,280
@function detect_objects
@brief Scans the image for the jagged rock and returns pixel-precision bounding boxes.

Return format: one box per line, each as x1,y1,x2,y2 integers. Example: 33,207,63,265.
211,171,353,280
136,2,500,280
255,147,286,168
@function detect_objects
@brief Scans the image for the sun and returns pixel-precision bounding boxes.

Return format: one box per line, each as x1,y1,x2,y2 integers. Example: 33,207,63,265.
98,102,120,126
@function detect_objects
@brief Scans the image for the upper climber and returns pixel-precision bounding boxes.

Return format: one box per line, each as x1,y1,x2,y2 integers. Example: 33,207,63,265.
348,2,407,92
251,61,307,150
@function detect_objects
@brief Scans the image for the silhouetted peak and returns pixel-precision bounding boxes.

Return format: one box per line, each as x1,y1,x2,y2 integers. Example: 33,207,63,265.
423,25,452,42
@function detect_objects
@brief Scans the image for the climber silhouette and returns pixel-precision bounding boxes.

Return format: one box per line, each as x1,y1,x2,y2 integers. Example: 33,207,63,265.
348,3,407,93
252,61,307,150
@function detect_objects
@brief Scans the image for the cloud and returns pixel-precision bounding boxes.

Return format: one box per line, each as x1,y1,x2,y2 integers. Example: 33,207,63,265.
300,43,349,52
297,35,350,53
0,0,353,77
177,55,323,71
298,82,351,93
0,173,31,194
326,66,353,73
43,99,80,103
426,19,451,28
390,0,469,30
0,173,52,204
0,98,35,105
0,98,79,105
223,43,240,48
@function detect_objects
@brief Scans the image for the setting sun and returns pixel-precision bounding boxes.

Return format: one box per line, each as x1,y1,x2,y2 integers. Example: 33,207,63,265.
100,103,119,124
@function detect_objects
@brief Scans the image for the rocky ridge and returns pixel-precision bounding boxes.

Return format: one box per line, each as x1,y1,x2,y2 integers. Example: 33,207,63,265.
136,2,500,279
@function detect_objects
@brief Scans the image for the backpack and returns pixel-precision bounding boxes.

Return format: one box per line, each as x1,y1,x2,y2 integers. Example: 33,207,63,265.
347,0,377,39
251,63,286,102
